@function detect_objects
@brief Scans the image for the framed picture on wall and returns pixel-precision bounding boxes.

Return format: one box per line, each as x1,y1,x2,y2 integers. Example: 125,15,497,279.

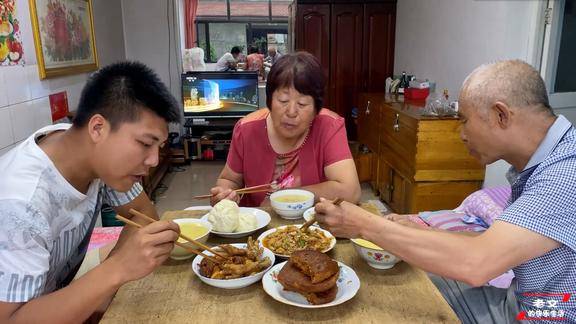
29,0,98,79
0,0,25,66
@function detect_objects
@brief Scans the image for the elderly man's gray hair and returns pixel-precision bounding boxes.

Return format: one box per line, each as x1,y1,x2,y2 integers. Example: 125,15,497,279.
460,60,553,115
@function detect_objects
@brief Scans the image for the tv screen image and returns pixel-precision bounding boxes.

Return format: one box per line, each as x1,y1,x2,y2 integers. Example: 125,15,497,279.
182,72,259,116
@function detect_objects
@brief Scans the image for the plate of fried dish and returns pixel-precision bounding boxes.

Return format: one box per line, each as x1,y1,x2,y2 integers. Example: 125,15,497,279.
257,224,336,258
191,238,275,289
262,250,360,308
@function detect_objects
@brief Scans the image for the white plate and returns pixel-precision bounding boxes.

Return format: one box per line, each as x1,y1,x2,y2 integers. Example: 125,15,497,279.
192,243,275,289
200,207,271,238
302,207,319,227
184,206,213,212
257,224,336,258
262,261,360,308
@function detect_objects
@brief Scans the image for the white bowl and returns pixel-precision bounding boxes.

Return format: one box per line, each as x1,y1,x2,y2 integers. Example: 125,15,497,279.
257,224,336,258
191,243,275,289
170,218,212,260
200,207,271,238
270,189,315,219
350,238,401,269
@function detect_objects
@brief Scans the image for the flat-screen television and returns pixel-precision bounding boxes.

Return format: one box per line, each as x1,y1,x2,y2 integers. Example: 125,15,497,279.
181,71,259,117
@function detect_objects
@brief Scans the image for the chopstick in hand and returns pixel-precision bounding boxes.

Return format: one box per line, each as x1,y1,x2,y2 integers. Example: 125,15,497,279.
300,198,344,232
128,209,229,261
192,194,214,200
192,188,270,200
192,182,276,200
114,214,222,264
235,182,274,194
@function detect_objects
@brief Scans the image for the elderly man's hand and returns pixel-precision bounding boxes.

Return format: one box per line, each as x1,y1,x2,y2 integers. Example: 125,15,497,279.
385,213,425,229
314,198,375,238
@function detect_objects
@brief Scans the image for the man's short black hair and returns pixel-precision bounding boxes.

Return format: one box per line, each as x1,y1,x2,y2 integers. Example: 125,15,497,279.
73,61,181,130
231,46,241,55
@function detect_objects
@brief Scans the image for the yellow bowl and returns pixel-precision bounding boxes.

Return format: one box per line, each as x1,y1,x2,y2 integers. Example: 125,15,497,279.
170,218,212,260
350,238,401,269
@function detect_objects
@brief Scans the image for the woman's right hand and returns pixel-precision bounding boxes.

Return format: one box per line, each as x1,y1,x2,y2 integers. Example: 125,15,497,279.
209,186,239,206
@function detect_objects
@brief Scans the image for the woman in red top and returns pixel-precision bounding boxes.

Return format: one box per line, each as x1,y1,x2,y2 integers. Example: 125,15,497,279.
210,52,361,207
245,46,264,78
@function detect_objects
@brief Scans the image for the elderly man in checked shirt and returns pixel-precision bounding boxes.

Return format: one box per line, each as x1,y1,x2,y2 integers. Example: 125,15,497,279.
315,60,576,324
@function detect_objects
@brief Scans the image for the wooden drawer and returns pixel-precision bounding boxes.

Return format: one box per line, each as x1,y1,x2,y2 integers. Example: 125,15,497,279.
380,112,484,182
381,105,419,138
407,181,483,213
414,119,484,182
379,140,414,180
381,108,418,171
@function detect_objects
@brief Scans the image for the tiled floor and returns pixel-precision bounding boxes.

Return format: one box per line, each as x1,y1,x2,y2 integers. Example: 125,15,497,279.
153,161,380,215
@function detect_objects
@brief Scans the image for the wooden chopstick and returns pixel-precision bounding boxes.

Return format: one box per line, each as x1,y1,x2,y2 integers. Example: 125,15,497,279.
114,214,222,264
230,188,271,195
332,198,344,206
192,193,214,200
300,198,344,232
235,183,272,193
128,209,229,261
192,183,273,200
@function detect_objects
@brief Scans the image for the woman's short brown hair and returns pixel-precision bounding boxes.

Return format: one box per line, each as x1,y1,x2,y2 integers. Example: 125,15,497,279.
266,51,325,112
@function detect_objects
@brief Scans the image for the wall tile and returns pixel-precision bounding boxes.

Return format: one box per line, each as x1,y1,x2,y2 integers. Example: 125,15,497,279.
4,65,31,105
32,97,52,129
0,71,8,108
26,65,51,100
9,101,35,142
66,83,83,111
0,107,15,149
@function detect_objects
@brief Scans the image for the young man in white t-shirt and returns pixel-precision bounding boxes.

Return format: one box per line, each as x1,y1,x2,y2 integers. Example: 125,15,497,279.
0,62,182,322
215,46,241,71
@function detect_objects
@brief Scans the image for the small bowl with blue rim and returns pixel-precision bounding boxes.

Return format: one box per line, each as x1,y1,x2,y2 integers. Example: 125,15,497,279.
270,189,314,220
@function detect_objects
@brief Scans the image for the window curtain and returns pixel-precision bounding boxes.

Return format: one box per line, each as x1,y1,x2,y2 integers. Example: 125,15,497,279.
184,0,199,49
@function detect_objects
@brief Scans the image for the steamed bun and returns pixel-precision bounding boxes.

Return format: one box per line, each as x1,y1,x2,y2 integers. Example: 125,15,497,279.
236,212,258,232
207,199,239,232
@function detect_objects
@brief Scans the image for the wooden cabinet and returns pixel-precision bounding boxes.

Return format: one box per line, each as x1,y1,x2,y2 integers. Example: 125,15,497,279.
293,0,396,139
330,3,363,133
295,4,330,81
362,3,396,92
358,93,485,213
378,156,411,213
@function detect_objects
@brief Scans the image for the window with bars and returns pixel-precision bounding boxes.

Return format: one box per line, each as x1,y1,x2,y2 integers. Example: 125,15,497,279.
196,0,289,63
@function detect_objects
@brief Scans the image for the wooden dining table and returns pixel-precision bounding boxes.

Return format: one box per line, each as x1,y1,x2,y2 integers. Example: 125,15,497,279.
100,207,459,323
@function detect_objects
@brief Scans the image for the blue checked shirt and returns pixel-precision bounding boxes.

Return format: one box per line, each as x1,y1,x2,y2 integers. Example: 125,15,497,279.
498,115,576,322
